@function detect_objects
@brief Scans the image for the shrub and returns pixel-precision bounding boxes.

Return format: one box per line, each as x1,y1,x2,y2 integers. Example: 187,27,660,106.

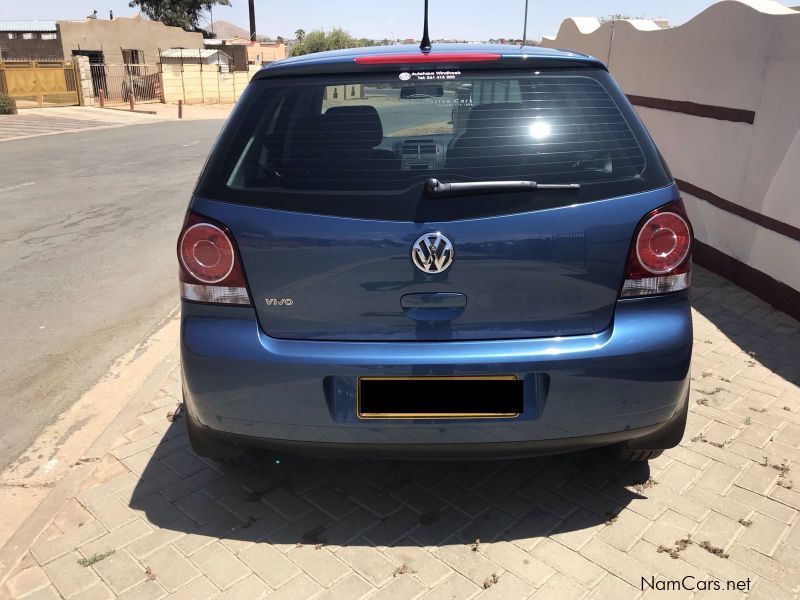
0,94,18,115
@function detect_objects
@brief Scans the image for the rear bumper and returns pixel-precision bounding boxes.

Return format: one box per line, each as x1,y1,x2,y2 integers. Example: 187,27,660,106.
181,292,692,451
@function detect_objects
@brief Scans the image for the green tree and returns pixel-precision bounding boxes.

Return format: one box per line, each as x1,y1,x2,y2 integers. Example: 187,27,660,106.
291,28,369,57
295,28,306,41
129,0,231,32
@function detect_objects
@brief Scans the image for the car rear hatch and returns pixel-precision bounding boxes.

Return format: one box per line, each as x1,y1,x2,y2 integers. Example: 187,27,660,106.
194,56,674,341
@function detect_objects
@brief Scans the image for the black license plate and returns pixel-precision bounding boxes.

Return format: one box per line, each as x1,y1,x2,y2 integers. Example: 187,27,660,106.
357,376,522,419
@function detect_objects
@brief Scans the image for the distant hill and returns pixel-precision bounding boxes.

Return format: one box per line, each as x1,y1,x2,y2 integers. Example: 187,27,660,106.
208,20,250,40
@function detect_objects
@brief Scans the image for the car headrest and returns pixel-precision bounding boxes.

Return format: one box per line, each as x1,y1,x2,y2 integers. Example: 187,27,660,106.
463,103,527,137
323,105,384,149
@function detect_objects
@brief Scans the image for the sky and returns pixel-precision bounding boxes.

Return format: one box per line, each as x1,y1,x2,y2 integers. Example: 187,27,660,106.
1,0,795,40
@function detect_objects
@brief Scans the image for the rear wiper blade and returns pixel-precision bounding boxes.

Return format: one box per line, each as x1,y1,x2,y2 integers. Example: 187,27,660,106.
425,178,580,197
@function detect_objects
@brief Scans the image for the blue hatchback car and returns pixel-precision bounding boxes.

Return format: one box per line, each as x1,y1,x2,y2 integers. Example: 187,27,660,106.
179,44,692,462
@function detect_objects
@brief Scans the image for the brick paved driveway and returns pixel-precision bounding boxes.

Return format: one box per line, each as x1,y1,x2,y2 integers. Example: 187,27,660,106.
4,267,800,600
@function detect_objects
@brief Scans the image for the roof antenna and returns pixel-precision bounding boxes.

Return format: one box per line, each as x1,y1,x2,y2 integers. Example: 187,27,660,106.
420,0,432,53
521,0,529,48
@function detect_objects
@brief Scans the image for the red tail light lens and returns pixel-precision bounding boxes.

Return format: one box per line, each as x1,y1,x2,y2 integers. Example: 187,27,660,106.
180,223,235,284
355,52,501,65
635,212,691,275
178,212,251,305
621,201,692,298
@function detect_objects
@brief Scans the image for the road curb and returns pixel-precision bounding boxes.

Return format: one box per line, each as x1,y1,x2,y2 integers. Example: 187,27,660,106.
0,320,180,587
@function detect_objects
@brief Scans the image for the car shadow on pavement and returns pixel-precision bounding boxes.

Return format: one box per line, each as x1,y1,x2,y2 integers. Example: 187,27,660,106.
129,419,651,550
690,266,800,390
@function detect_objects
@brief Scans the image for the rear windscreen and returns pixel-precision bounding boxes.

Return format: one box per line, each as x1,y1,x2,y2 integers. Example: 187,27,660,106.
197,69,670,221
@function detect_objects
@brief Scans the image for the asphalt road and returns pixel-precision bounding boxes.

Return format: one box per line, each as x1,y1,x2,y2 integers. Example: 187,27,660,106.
0,120,225,469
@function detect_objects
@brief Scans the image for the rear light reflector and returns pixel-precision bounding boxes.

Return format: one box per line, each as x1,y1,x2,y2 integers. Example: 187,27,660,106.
355,52,501,64
178,211,251,305
620,202,693,298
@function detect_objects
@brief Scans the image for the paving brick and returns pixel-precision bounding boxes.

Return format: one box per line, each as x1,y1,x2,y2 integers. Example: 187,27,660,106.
5,565,50,598
409,508,472,547
432,544,502,587
86,495,139,531
304,484,355,520
655,459,701,493
531,538,605,587
126,527,186,560
362,508,421,546
115,579,166,600
160,449,205,478
531,572,587,600
10,585,61,600
420,573,478,600
32,518,107,565
473,482,533,516
693,511,743,550
736,462,780,495
504,508,560,552
43,552,101,598
316,573,374,600
579,538,655,587
71,583,115,600
385,543,451,587
143,544,200,592
481,541,554,587
736,512,789,556
728,544,800,592
693,461,741,494
366,572,428,600
159,468,221,502
547,508,604,551
287,545,350,587
641,509,697,549
175,490,228,526
597,506,653,551
349,482,403,518
585,574,641,600
213,574,268,600
189,542,250,590
266,573,322,600
456,507,517,545
173,512,243,556
111,434,163,461
168,577,218,600
336,544,397,587
238,542,300,588
747,577,794,600
513,481,574,518
79,519,153,558
726,486,798,523
92,549,147,595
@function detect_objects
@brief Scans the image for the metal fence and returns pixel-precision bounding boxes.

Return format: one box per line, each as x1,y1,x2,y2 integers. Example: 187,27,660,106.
0,60,79,107
90,64,163,104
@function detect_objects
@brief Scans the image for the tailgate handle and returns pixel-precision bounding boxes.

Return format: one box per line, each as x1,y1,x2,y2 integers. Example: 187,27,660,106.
400,293,467,309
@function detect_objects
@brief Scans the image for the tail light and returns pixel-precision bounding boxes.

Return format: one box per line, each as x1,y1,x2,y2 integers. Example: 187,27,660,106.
178,211,251,305
620,200,692,298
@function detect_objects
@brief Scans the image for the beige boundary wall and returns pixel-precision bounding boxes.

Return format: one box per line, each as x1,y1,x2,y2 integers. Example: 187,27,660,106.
161,64,261,104
542,0,800,315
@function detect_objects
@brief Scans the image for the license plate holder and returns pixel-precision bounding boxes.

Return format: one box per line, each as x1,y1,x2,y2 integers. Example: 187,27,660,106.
357,375,522,419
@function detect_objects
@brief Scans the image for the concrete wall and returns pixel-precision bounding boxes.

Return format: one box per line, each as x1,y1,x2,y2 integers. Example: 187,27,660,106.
58,16,203,64
542,0,800,302
161,63,259,104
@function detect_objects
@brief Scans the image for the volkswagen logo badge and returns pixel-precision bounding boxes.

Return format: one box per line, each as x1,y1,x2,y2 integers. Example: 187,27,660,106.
411,232,454,274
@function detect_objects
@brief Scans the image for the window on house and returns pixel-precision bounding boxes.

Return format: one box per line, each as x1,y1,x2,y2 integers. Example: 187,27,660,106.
22,32,34,40
7,33,17,39
41,32,57,40
122,49,142,75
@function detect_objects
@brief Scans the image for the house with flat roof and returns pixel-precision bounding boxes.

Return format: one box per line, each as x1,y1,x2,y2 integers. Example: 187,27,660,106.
0,15,203,64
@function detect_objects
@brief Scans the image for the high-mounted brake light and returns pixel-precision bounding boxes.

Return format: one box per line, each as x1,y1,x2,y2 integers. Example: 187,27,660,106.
620,201,693,298
178,211,251,305
355,52,501,65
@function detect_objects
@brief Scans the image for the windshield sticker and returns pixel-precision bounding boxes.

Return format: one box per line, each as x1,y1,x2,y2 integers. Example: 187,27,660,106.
410,70,462,80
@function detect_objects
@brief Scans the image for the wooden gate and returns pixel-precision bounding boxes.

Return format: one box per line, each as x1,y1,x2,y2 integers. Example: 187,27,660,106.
0,60,80,108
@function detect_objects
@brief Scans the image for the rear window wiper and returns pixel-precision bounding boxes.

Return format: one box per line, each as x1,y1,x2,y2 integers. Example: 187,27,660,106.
425,178,580,197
